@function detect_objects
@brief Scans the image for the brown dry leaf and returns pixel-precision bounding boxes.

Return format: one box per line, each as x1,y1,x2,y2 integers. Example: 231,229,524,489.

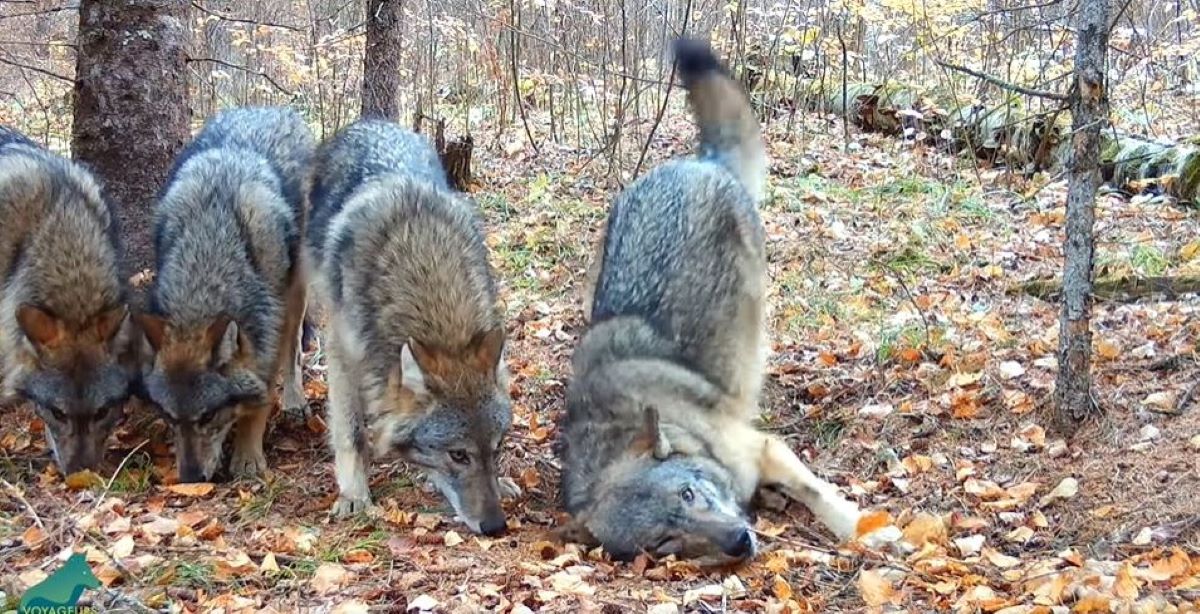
901,512,947,547
520,467,540,490
443,530,464,547
1073,594,1112,613
64,469,104,490
1005,526,1035,544
95,563,122,587
817,351,838,366
342,548,375,564
1005,481,1040,503
858,568,896,607
17,568,48,590
21,525,47,549
111,533,135,558
331,600,371,614
1038,477,1078,507
964,478,1006,500
901,454,934,474
311,562,350,594
166,482,214,497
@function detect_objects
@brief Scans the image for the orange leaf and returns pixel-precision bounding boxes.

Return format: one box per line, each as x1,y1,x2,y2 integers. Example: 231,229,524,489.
901,513,946,547
342,548,375,564
166,482,215,497
817,351,838,366
520,467,540,490
1095,339,1120,360
899,347,922,362
856,510,893,538
773,575,794,601
64,470,103,491
21,525,47,549
1114,562,1141,600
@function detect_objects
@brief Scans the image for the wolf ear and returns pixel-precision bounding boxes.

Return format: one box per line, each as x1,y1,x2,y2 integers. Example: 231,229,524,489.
468,328,505,376
399,342,429,393
94,305,128,343
408,338,449,384
207,315,240,367
642,406,672,460
134,314,167,351
17,305,64,349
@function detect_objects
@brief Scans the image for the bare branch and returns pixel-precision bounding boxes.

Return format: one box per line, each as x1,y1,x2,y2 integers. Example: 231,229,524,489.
189,1,305,32
0,54,71,82
186,56,295,97
936,60,1069,101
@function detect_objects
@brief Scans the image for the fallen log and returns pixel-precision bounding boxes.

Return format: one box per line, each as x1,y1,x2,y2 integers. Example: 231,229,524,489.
1012,275,1200,302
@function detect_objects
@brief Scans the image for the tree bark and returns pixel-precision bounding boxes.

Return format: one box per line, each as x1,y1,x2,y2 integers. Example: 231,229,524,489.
72,0,190,281
361,0,403,121
1055,0,1111,431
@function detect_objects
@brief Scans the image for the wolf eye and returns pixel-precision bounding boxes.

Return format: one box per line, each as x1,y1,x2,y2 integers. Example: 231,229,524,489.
681,487,695,504
449,450,471,465
41,404,66,422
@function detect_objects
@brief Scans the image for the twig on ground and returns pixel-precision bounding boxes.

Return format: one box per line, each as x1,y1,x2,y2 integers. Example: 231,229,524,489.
2,477,44,529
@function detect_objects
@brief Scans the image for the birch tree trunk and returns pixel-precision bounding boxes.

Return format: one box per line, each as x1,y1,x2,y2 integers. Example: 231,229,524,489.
1055,0,1111,431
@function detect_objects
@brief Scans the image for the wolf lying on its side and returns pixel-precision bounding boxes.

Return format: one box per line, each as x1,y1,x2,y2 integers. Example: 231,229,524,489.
561,39,863,562
307,119,516,536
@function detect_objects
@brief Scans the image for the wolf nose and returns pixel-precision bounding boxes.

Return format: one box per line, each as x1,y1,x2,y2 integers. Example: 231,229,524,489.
723,529,756,558
479,515,507,537
178,466,206,483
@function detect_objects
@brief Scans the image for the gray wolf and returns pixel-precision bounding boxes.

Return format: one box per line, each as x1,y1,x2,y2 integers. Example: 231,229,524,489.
559,39,862,563
136,107,314,482
307,119,514,536
0,125,136,474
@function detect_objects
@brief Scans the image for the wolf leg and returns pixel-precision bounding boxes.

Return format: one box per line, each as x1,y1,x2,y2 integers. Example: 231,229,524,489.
326,329,373,516
757,434,861,541
279,268,309,418
230,401,270,477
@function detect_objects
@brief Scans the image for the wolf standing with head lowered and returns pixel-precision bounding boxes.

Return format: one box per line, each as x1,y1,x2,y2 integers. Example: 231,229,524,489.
561,40,863,562
308,119,514,536
0,127,136,474
137,107,314,483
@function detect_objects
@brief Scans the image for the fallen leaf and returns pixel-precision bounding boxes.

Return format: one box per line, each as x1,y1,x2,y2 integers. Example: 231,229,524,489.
772,575,793,600
166,482,215,497
311,562,350,594
260,552,280,573
64,470,104,490
443,530,464,547
858,568,896,606
111,534,135,558
1115,561,1141,600
332,600,371,614
954,534,985,556
1095,339,1120,360
1132,527,1153,546
407,594,439,612
21,525,47,549
1038,477,1077,507
998,360,1025,379
901,512,947,547
982,547,1021,569
855,510,894,538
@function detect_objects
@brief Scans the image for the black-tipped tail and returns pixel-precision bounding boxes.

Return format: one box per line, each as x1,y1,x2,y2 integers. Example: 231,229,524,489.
673,38,726,86
671,38,766,201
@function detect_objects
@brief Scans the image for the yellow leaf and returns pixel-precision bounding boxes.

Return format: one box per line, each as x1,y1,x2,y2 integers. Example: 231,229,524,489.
955,233,972,250
21,525,47,549
1139,548,1190,582
858,568,896,607
260,552,280,573
1072,594,1112,613
64,469,104,490
166,482,215,497
1180,240,1200,262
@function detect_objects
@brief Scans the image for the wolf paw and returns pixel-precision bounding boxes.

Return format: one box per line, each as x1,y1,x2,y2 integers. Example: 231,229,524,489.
497,476,523,499
331,496,374,518
229,449,268,478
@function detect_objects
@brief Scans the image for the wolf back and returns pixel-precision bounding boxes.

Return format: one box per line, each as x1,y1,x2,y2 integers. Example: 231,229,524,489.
140,107,314,482
307,119,513,535
0,125,134,473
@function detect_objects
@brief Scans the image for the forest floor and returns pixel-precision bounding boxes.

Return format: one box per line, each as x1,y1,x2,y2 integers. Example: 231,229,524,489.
3,107,1200,613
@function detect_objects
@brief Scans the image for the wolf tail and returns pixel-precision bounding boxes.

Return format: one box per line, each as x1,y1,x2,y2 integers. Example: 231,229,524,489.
673,38,766,202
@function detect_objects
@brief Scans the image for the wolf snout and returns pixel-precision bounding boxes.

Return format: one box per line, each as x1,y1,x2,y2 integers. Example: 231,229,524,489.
721,528,757,559
479,512,507,537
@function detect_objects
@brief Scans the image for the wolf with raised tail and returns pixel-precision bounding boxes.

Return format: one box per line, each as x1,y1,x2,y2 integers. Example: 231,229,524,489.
560,39,863,563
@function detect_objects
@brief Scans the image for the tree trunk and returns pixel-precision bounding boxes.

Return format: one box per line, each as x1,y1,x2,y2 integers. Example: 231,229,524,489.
360,0,404,121
72,0,190,282
1055,0,1110,431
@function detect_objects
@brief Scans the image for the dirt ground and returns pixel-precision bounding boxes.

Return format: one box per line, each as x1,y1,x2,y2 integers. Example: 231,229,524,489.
3,110,1200,612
